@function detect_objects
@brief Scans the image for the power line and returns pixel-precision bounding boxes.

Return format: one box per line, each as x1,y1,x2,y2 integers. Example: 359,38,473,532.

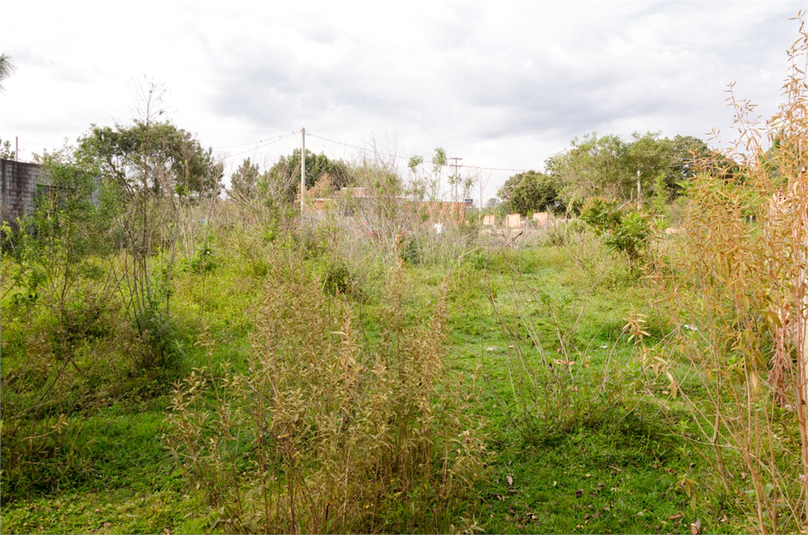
306,133,405,161
464,164,530,173
307,131,530,174
220,131,299,160
20,140,61,148
213,131,298,150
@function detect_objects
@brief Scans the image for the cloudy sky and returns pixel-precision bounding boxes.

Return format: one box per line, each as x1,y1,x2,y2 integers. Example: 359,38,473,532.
2,1,805,202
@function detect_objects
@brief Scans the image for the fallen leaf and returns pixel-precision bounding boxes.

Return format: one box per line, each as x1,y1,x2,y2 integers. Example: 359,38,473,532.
575,489,583,498
506,475,514,486
669,514,684,520
690,518,702,535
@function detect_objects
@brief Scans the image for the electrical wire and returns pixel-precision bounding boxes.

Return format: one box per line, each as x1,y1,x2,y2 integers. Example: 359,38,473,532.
306,131,529,174
213,131,298,150
220,131,299,160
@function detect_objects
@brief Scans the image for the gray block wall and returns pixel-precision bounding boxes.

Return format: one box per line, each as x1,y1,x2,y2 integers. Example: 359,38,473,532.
0,159,45,223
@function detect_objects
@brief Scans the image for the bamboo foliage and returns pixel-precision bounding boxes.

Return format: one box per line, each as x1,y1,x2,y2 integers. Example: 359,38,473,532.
652,15,808,533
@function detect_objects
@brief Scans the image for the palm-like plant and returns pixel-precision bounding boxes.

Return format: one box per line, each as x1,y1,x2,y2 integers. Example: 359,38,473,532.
0,53,15,92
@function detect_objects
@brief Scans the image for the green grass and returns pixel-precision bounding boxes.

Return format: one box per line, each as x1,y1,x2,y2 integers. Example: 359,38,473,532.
439,244,747,534
1,235,754,534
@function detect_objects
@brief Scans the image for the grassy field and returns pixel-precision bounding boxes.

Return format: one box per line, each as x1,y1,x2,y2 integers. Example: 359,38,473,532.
0,213,763,533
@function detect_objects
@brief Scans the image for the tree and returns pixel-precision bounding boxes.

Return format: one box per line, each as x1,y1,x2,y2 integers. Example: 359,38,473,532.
76,121,223,198
263,149,351,203
546,132,709,210
0,53,15,92
430,147,447,201
228,157,261,200
0,137,13,159
497,171,562,216
579,197,651,271
624,133,710,205
484,197,501,211
406,155,428,200
545,133,630,209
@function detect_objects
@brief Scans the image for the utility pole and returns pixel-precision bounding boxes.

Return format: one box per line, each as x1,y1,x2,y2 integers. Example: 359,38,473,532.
15,136,18,161
449,157,463,203
301,127,306,214
636,169,642,209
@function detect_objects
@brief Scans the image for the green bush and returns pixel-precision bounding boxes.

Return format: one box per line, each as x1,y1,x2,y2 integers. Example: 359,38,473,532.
580,198,652,270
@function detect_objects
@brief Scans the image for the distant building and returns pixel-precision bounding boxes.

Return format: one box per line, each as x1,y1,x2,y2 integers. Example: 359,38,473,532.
505,213,522,228
532,212,549,227
482,214,496,226
306,187,472,225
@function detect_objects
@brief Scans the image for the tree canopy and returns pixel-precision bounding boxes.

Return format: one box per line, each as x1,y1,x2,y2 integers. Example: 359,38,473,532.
264,149,352,203
545,132,709,209
0,53,14,92
497,171,562,216
228,157,261,200
76,120,223,198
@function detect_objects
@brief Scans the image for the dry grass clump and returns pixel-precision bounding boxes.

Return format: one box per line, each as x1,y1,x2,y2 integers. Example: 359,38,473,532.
650,17,808,532
165,249,487,533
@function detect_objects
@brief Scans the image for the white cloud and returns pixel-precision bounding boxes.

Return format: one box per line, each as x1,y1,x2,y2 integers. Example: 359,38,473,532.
2,0,806,199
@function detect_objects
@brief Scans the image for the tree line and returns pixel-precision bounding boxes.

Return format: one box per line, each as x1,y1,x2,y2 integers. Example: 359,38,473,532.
496,132,712,216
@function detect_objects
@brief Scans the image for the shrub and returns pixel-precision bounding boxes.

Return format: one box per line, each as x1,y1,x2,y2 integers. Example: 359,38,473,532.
580,198,653,271
165,256,486,533
651,20,808,532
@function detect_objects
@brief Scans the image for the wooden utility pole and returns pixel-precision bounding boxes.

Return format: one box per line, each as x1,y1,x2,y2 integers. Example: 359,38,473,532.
301,127,306,214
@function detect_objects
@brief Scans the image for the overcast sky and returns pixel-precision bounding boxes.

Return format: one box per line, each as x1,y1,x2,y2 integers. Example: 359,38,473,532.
2,1,805,202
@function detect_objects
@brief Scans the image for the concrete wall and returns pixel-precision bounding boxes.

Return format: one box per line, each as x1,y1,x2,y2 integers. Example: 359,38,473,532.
532,212,549,226
505,213,522,228
1,159,45,223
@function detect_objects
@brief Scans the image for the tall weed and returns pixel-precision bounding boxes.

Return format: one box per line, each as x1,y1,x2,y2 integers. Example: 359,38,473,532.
482,247,639,444
651,18,808,532
165,251,486,533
